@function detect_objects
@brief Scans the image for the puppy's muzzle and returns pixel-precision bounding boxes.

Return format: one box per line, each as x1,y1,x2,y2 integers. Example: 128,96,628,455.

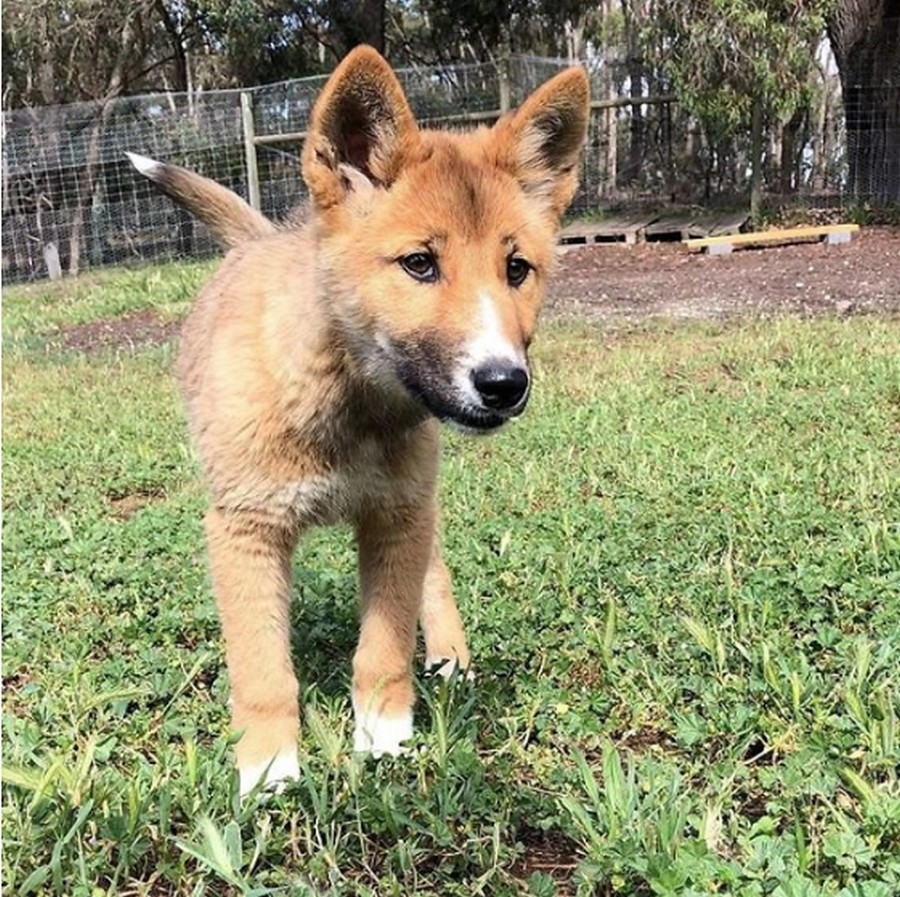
471,361,530,415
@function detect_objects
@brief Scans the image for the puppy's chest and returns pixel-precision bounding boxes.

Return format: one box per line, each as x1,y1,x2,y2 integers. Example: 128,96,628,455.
267,438,398,526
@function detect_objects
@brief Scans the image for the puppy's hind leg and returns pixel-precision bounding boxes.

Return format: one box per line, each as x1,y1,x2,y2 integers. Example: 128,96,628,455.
420,529,471,680
205,508,302,796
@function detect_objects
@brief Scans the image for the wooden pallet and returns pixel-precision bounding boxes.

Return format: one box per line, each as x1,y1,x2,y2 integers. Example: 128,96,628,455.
560,213,658,245
686,210,749,239
561,209,750,246
644,213,695,242
645,210,750,242
686,223,860,255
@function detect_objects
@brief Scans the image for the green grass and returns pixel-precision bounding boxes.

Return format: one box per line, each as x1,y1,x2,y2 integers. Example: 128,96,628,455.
2,262,214,353
3,264,899,896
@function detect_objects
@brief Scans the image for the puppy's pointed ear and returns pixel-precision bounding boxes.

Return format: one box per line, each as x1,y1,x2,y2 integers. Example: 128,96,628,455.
492,67,590,218
302,46,418,210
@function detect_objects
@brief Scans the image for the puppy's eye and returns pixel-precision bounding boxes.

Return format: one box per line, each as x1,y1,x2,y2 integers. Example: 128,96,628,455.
400,252,439,283
507,256,531,288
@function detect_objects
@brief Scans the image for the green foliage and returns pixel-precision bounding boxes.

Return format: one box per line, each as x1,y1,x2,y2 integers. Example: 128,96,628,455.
2,263,899,894
648,0,833,138
188,0,328,85
421,0,595,57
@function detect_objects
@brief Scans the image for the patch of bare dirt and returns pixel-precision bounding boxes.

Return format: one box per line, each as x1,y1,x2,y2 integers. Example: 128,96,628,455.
54,228,898,355
108,487,167,519
547,226,900,323
509,829,582,895
57,309,181,354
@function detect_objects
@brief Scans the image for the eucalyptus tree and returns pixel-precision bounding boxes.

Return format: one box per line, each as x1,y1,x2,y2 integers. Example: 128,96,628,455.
648,0,830,218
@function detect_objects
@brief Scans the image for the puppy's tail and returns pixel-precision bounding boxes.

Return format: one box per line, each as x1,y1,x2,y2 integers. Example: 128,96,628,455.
126,152,276,249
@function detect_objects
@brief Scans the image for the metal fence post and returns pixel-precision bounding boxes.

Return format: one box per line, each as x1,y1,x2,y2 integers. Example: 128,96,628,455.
240,91,261,211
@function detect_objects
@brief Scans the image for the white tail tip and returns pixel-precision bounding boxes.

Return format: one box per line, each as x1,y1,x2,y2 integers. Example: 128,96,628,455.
125,151,162,178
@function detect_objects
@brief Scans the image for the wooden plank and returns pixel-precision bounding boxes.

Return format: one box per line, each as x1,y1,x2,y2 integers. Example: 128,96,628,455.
559,222,603,244
645,213,695,242
600,213,658,240
684,209,749,238
560,222,640,243
685,213,723,238
686,223,859,252
709,211,750,236
250,95,679,149
253,129,307,146
560,213,657,245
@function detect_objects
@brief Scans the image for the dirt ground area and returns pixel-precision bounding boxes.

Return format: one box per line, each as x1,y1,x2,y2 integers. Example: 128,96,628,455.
57,227,898,353
58,307,181,354
546,225,899,323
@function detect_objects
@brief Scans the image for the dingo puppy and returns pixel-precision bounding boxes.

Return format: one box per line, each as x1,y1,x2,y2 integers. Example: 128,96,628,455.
129,46,588,795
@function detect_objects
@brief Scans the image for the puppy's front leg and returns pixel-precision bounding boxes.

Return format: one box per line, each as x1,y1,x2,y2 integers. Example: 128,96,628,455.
205,507,301,795
352,501,434,755
420,529,471,678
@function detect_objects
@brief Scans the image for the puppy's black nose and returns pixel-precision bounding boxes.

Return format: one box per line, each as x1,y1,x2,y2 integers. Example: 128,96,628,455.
472,362,530,410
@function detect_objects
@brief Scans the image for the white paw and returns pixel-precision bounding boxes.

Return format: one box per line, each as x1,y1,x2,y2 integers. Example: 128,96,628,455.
352,709,413,757
238,749,300,797
425,656,475,682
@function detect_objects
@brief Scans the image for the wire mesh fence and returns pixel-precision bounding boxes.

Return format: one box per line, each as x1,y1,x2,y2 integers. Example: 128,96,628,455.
3,89,248,280
2,52,894,283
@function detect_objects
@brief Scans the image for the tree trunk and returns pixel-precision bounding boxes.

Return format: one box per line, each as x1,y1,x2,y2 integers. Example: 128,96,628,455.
621,0,645,186
155,0,189,94
68,15,136,275
564,18,584,63
155,0,194,253
68,106,108,275
750,96,763,221
770,118,783,192
811,59,832,192
603,76,618,196
828,4,900,204
625,71,645,187
780,109,804,194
